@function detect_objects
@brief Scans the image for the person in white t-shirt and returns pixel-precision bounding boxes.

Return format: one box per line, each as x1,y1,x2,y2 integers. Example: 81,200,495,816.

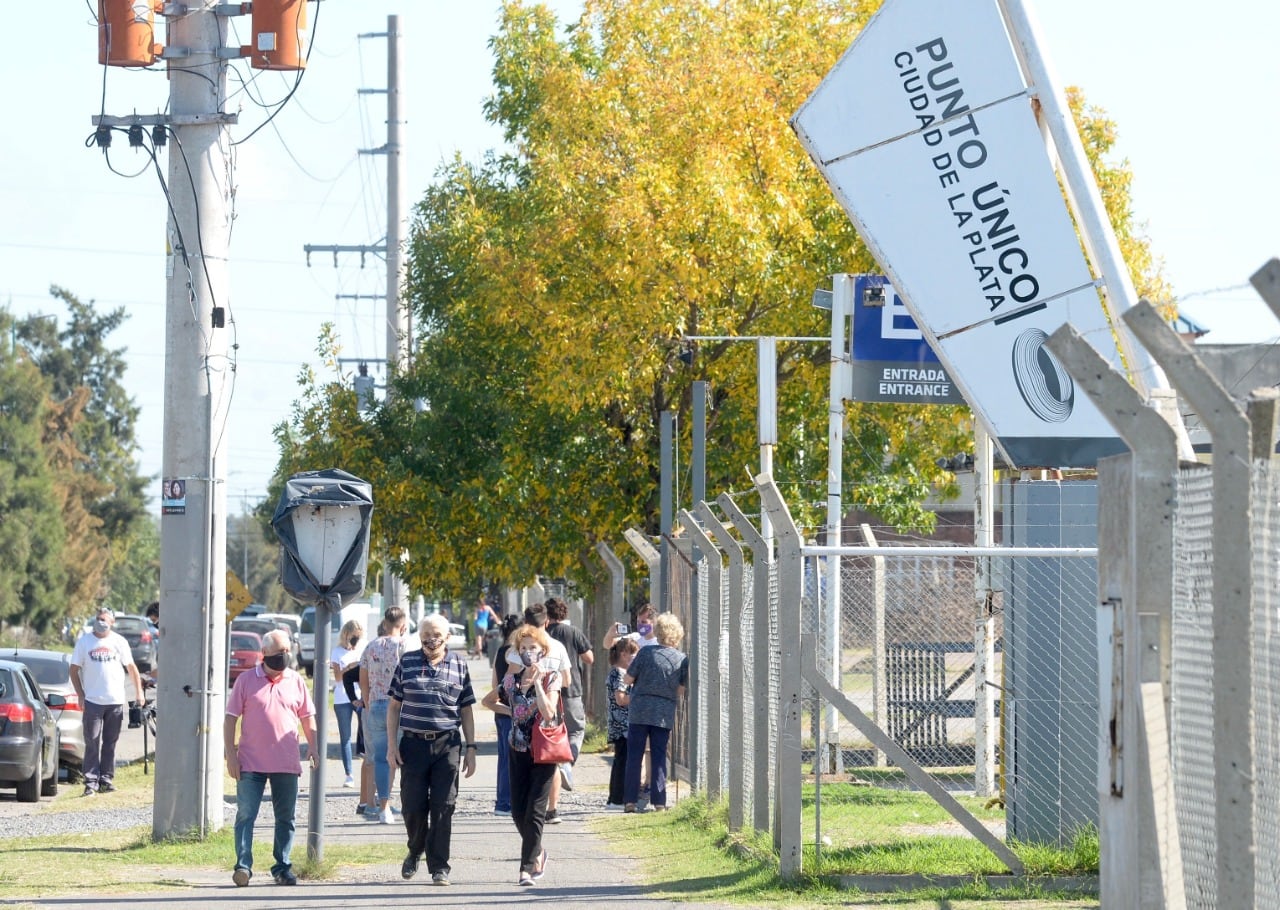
70,607,144,796
330,619,366,788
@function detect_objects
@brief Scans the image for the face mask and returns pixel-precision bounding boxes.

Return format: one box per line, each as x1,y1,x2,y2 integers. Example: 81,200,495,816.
93,619,111,634
349,636,360,647
520,649,542,667
422,635,444,651
263,652,288,672
637,622,653,637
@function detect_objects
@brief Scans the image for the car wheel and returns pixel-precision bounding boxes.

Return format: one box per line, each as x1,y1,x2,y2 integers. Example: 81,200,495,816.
17,748,41,803
41,735,59,797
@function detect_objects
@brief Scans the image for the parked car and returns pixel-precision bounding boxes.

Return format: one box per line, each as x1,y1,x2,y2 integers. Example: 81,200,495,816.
300,603,377,677
230,617,299,667
0,658,61,801
2,649,83,778
227,631,263,682
255,613,303,663
111,614,157,673
446,622,467,652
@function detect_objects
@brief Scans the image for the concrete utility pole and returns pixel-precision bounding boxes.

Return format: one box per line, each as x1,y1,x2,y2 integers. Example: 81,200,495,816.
306,15,409,611
154,2,233,839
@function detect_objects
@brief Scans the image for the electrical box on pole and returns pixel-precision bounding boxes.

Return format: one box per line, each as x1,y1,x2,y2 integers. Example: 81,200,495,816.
98,0,163,67
246,0,308,70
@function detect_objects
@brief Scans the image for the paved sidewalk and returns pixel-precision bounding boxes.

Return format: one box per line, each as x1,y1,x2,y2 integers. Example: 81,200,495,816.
22,655,723,909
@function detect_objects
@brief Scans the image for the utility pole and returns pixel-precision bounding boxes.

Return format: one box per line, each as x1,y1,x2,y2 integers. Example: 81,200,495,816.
156,3,232,839
304,15,409,612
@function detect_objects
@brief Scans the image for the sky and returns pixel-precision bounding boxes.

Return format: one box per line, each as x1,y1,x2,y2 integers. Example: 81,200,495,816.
1,1,1277,513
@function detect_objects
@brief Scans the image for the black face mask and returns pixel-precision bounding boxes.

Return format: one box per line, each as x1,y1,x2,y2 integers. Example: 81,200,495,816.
349,636,361,647
263,652,289,671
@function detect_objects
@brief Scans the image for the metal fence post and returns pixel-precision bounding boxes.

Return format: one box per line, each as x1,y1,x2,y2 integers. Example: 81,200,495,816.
683,509,724,803
719,492,774,836
859,524,888,768
699,501,746,830
756,474,804,880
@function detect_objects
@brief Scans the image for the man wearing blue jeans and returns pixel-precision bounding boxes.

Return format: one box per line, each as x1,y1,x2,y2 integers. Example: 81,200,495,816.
357,606,408,824
224,631,317,887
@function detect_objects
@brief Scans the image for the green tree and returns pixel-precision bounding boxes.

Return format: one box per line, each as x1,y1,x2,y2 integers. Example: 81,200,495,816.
16,289,151,613
0,347,67,633
274,0,1169,594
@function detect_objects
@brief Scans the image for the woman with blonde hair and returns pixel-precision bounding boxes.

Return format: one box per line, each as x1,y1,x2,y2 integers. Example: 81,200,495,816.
330,618,366,788
483,623,561,885
617,612,687,813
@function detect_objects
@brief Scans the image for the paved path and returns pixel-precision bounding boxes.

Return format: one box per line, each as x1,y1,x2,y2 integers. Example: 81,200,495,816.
10,655,730,909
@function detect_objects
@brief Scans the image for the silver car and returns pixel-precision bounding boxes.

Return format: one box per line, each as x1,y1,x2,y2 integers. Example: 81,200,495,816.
4,649,84,777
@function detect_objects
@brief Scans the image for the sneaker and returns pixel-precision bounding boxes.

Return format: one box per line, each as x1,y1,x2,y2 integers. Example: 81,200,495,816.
605,802,626,811
558,763,574,792
431,871,450,886
363,804,381,819
380,806,394,825
531,849,548,881
355,803,367,816
494,808,510,816
82,785,96,797
232,868,251,887
401,852,419,880
544,808,561,825
343,775,355,788
98,781,116,794
519,871,534,886
272,869,297,886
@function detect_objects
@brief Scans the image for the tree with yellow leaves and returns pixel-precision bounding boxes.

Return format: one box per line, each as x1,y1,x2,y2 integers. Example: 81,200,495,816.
274,0,1169,596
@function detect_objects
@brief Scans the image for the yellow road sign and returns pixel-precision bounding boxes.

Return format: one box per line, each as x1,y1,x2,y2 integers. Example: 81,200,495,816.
226,570,254,621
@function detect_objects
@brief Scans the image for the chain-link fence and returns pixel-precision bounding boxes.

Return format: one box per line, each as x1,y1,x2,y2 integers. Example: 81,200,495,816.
1170,461,1280,910
662,493,1099,870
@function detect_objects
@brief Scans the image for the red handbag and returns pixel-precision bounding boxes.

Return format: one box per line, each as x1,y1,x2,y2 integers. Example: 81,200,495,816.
530,695,573,764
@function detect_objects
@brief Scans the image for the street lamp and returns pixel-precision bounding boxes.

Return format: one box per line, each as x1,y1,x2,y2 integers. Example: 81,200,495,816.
271,468,374,862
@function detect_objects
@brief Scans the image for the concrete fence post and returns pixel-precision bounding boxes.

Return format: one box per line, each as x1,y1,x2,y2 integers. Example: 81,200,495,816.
719,492,774,836
755,474,804,880
698,501,747,830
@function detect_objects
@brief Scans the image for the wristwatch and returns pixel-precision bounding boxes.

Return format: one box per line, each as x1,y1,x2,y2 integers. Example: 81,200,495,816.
465,743,477,749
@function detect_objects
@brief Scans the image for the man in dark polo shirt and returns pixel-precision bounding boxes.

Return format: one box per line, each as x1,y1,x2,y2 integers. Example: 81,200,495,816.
544,596,594,817
387,613,477,886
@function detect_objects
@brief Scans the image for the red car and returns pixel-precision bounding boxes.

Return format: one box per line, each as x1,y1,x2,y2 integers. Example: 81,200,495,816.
228,631,263,682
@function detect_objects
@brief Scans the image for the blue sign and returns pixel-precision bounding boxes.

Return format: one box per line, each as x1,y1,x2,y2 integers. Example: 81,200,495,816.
850,275,966,405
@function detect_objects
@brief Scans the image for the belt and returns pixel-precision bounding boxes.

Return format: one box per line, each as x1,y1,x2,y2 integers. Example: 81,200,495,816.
402,729,455,741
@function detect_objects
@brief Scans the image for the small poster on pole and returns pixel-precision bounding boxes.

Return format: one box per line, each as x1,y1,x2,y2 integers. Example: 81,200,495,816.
161,478,186,515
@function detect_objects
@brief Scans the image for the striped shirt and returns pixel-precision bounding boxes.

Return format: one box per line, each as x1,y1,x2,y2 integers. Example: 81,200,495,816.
388,649,475,734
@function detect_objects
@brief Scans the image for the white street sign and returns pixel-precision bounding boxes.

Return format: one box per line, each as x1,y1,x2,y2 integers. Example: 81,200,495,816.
792,0,1127,467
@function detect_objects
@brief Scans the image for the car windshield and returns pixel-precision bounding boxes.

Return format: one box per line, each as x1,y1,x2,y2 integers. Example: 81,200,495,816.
15,656,68,686
114,618,146,634
230,633,260,651
301,609,314,634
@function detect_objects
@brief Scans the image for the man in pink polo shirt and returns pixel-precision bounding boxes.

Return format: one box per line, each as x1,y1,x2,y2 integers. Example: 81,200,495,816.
225,629,318,887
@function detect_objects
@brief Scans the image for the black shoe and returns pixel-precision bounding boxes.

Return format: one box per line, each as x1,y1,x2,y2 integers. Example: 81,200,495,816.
545,808,561,825
82,785,96,797
98,781,116,793
272,869,297,886
401,852,420,879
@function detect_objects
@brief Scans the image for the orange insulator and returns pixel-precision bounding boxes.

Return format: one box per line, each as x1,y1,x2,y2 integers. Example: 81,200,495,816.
98,0,162,68
248,0,308,71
